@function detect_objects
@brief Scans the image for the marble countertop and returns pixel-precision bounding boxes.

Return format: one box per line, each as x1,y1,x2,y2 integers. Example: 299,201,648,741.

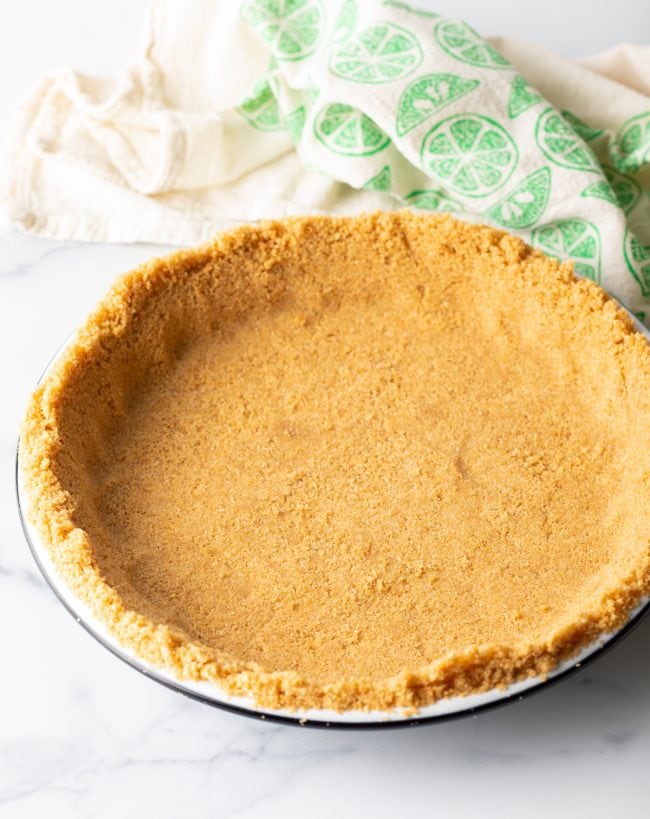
2,2,650,817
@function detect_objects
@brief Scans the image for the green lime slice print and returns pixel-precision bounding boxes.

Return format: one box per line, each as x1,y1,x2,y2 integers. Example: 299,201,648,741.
603,165,641,212
624,213,650,297
396,73,480,136
434,20,510,70
560,110,603,142
332,0,357,44
535,108,600,173
580,165,641,214
363,165,392,192
382,0,439,17
329,22,423,84
285,105,306,142
404,189,464,212
611,112,650,173
485,167,551,229
420,114,518,198
314,103,391,156
580,180,619,208
237,79,284,131
241,0,323,61
507,76,542,119
532,219,602,283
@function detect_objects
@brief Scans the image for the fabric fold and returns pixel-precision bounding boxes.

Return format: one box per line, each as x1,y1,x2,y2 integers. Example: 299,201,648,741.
2,0,649,318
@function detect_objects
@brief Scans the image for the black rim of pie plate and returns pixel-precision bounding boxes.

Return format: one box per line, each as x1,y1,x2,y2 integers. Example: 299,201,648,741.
15,310,650,730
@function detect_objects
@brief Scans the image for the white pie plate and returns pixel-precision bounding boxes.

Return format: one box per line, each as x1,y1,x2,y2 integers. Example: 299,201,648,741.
16,312,650,729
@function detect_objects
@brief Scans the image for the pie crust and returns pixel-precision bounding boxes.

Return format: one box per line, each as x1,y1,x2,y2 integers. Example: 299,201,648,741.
20,213,650,712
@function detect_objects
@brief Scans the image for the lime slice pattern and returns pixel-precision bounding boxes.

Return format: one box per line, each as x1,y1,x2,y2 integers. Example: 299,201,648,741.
420,114,518,198
580,165,641,214
314,103,391,156
241,0,323,61
404,189,464,212
285,105,306,142
532,219,602,283
434,20,510,70
363,165,392,192
603,165,641,212
560,110,603,142
382,0,439,17
624,229,650,297
485,167,551,230
580,180,619,209
330,22,423,84
507,76,542,119
332,0,357,44
396,74,480,136
237,79,285,131
535,108,600,173
610,112,650,173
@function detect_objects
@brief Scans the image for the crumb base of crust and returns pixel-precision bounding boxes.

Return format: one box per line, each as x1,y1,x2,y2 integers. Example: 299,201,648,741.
20,213,650,713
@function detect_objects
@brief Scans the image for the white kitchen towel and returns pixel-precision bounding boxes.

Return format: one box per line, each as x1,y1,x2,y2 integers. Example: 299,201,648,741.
2,0,650,318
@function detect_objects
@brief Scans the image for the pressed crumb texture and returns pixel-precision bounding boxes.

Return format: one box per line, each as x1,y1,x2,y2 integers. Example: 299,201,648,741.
20,212,650,713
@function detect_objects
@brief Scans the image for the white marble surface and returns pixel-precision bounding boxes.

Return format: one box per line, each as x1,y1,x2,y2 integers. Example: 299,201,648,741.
2,2,650,817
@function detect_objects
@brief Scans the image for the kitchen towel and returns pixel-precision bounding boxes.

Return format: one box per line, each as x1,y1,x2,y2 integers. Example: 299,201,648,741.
2,0,650,318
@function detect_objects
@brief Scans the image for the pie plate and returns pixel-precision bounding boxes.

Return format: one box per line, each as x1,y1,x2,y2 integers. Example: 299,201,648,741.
16,312,650,730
